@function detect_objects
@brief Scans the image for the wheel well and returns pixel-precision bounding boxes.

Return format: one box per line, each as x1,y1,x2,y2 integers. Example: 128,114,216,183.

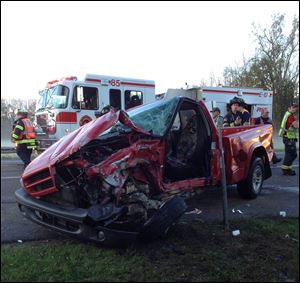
252,147,272,179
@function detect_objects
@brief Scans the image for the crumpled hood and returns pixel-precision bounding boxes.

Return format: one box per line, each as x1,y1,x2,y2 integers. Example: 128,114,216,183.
23,109,149,176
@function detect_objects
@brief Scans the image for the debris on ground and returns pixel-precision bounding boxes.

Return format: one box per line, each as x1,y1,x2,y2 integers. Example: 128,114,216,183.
285,234,299,243
232,208,243,214
232,230,240,236
17,240,23,243
279,211,287,217
185,208,202,215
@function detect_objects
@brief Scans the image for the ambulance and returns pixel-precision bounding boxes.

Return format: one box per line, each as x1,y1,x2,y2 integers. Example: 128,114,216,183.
158,86,273,120
34,74,155,150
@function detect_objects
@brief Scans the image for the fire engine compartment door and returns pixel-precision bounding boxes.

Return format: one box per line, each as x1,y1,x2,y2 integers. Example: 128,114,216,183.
252,105,272,119
109,89,121,111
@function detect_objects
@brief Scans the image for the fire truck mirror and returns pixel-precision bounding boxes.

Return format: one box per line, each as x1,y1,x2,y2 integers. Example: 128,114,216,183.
77,86,84,102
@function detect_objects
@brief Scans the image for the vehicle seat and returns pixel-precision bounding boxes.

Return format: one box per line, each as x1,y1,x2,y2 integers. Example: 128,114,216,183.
176,115,198,163
165,115,200,180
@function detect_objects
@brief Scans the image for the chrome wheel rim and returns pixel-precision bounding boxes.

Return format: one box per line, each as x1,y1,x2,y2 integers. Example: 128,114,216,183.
252,165,263,193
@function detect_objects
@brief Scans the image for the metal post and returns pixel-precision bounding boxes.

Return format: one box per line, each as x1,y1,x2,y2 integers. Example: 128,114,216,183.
217,125,229,232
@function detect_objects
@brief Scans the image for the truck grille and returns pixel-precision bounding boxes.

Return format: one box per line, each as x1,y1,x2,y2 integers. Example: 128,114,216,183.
23,168,57,196
37,114,48,126
28,169,50,183
34,210,79,232
36,114,48,133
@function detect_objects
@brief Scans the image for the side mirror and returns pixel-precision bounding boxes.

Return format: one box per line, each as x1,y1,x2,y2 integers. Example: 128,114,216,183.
76,86,84,102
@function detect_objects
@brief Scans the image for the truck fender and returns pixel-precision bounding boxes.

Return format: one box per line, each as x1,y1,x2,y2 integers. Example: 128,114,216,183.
245,144,272,180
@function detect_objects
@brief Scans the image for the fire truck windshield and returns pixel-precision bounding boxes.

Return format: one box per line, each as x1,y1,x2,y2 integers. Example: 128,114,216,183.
37,85,69,111
36,90,48,111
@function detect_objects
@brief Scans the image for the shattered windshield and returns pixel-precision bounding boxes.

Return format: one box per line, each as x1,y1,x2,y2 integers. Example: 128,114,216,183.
101,97,179,137
36,90,48,111
128,98,178,135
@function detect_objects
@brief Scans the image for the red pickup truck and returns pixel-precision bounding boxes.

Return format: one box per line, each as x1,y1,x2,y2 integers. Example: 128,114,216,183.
15,97,273,246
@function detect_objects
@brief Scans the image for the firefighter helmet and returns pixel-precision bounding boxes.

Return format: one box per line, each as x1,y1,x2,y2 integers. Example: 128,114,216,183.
238,97,247,107
229,97,241,106
15,108,29,116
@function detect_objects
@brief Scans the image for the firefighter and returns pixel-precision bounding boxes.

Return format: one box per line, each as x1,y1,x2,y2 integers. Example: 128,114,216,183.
11,109,37,169
238,98,251,126
279,102,299,176
223,97,242,127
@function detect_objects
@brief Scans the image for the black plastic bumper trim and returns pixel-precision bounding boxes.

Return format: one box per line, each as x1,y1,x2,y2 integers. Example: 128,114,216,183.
15,188,138,246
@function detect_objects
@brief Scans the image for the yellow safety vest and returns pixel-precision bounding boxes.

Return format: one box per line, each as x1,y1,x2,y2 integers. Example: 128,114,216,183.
278,111,299,139
12,118,37,149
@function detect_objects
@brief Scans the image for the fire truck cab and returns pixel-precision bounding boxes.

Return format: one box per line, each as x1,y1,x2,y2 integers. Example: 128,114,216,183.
35,74,155,150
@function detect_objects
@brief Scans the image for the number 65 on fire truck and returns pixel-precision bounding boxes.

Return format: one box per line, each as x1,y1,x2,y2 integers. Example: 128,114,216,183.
34,74,155,150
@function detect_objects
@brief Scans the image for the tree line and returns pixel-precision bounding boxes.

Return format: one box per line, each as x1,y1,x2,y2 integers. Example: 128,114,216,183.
1,98,36,121
1,14,298,130
223,14,299,128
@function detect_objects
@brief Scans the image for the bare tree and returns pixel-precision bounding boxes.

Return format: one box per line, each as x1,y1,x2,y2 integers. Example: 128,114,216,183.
253,14,299,126
223,14,299,127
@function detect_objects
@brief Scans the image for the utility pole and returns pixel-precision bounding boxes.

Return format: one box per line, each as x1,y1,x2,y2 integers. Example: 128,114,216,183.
218,125,229,232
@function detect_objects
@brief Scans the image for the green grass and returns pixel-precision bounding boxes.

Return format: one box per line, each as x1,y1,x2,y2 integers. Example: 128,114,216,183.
1,217,299,282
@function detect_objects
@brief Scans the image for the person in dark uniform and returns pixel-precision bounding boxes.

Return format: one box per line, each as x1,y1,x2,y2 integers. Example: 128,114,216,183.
254,108,282,164
238,98,251,126
11,109,37,169
223,97,243,127
278,102,299,176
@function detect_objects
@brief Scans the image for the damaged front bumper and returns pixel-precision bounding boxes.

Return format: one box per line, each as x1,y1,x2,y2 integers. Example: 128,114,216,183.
15,188,138,246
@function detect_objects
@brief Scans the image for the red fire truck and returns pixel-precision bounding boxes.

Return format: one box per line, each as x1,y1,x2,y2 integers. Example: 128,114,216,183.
157,86,273,119
34,74,155,150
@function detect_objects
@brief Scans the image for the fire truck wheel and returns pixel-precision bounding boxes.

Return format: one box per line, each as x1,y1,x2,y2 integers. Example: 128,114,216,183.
237,157,265,199
79,116,92,126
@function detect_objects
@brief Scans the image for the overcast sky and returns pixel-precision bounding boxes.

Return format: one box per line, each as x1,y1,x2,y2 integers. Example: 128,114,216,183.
1,1,299,99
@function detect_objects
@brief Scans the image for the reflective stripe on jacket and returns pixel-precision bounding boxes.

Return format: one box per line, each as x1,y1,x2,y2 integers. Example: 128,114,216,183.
12,118,37,148
278,111,299,139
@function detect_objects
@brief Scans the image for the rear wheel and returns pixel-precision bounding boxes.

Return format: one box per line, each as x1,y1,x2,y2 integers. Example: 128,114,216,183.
139,196,187,242
237,157,264,199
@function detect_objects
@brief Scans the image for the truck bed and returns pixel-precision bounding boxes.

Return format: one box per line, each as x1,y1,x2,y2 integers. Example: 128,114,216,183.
220,124,273,184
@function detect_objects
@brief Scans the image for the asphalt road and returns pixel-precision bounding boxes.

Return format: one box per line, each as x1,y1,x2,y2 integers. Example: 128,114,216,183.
1,153,299,244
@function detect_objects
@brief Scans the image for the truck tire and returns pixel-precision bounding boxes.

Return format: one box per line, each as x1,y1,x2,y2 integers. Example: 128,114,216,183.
139,196,187,242
237,157,265,199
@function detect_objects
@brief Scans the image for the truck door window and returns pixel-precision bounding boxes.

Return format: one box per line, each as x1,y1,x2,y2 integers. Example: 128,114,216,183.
109,89,121,110
72,87,98,110
125,90,143,110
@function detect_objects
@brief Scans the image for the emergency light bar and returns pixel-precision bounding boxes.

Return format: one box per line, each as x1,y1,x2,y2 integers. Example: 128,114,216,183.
46,76,77,88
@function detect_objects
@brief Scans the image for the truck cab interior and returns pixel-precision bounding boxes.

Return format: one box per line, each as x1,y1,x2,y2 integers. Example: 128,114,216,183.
164,100,212,182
